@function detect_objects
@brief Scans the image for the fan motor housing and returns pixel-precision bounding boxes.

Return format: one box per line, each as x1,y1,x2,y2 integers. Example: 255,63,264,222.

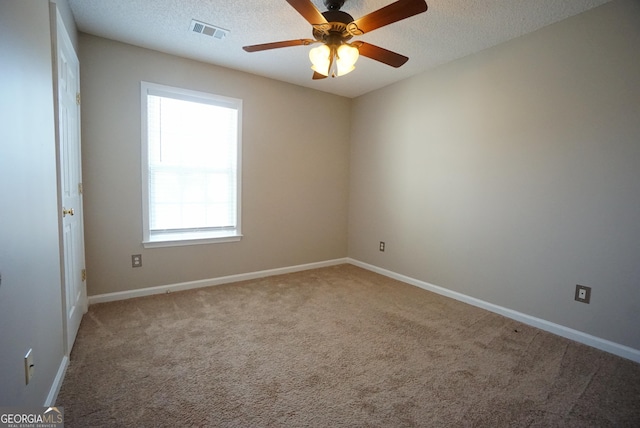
321,10,353,24
313,10,355,42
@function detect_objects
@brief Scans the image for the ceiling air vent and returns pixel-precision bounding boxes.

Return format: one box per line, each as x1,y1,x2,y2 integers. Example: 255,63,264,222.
190,19,229,40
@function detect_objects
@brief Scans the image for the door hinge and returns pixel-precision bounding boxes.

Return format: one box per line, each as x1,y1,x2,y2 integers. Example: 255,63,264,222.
78,182,83,194
76,92,81,105
81,269,86,282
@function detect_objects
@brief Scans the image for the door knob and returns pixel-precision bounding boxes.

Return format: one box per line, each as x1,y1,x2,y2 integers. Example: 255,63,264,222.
63,207,75,217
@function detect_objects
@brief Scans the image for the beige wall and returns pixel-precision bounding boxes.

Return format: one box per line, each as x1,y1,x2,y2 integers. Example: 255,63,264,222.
349,0,640,350
79,34,351,296
0,0,65,405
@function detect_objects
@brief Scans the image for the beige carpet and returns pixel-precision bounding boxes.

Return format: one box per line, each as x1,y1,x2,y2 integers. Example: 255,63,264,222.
57,264,640,427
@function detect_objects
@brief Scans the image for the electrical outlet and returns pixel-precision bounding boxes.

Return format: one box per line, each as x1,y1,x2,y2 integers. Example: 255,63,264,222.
575,284,591,304
379,241,385,252
24,349,34,384
132,254,142,268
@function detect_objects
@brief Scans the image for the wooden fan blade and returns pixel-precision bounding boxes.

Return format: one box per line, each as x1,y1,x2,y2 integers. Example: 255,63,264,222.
352,41,409,68
312,71,328,80
349,0,427,35
286,0,329,26
243,39,316,52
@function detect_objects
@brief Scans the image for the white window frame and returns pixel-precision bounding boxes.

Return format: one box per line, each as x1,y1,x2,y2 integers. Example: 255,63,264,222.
141,81,242,248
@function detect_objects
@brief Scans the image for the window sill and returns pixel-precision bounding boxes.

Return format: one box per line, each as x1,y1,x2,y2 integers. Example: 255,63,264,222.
143,231,242,248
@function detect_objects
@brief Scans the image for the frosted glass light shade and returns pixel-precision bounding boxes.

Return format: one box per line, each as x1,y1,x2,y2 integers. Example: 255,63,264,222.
336,44,359,76
309,44,331,76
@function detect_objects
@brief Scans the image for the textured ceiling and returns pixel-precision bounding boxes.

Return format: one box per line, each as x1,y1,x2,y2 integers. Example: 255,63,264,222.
67,0,611,98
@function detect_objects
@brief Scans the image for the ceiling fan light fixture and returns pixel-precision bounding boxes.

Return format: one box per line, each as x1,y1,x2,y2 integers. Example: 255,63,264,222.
309,43,358,77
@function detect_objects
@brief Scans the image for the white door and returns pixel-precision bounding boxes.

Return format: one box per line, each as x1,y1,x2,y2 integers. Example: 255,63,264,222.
55,9,87,353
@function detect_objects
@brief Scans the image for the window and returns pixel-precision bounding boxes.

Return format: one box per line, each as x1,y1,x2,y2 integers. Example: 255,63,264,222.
141,82,242,247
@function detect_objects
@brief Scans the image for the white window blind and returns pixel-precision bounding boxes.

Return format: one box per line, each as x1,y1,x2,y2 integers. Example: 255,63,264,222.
141,82,242,247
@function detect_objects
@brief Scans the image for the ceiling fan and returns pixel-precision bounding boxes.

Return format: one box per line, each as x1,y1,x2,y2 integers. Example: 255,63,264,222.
242,0,428,79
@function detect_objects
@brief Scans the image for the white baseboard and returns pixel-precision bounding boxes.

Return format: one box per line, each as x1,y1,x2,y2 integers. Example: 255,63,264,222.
348,258,640,364
88,258,349,305
45,355,68,406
